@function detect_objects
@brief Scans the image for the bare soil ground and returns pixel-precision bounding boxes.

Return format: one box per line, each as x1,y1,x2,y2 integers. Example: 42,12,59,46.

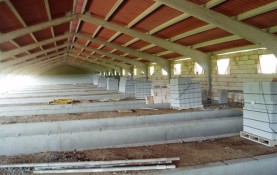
0,136,276,175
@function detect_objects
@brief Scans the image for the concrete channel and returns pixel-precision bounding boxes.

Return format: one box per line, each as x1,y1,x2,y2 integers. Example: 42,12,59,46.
157,153,277,175
0,109,242,156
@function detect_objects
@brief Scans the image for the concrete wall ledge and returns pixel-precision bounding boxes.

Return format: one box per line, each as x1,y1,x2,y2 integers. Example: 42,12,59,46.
155,153,277,175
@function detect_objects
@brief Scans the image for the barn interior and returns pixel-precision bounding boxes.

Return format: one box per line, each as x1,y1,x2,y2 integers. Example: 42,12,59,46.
0,0,277,174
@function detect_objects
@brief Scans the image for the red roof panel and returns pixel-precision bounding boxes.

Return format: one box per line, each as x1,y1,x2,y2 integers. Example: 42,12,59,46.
76,38,88,45
101,46,113,52
29,47,42,54
125,54,138,59
42,43,55,50
87,0,118,18
161,53,182,59
0,2,23,33
212,0,275,17
134,5,182,32
56,39,67,46
48,0,73,19
144,46,166,54
13,34,35,46
154,17,207,39
112,34,135,45
128,40,151,50
11,0,48,26
243,10,277,29
111,0,155,25
80,22,98,35
89,42,101,48
0,41,17,51
198,39,253,53
15,52,28,58
95,28,118,40
53,22,70,36
33,28,52,41
175,28,232,46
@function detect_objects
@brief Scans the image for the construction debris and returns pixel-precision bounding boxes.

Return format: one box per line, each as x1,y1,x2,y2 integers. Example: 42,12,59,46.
48,99,80,105
117,109,134,113
0,157,179,174
98,98,123,102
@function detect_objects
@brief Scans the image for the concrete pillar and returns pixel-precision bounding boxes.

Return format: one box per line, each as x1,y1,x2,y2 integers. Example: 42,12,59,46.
129,66,134,78
207,57,212,99
145,65,149,80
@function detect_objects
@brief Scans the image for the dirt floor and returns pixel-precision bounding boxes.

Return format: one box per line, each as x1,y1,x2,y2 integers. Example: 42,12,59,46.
0,102,242,124
0,136,276,175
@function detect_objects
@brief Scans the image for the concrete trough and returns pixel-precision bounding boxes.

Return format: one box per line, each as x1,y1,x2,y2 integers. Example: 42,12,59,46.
0,109,242,138
0,100,170,117
0,109,242,156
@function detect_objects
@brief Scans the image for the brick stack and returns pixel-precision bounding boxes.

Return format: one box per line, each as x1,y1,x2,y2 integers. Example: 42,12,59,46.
106,77,119,90
169,77,203,109
98,77,107,88
118,77,136,93
135,78,152,99
242,82,277,144
148,86,170,104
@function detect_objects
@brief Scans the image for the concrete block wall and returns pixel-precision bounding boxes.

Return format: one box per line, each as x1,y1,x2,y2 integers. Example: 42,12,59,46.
210,49,276,100
148,64,169,87
170,60,208,89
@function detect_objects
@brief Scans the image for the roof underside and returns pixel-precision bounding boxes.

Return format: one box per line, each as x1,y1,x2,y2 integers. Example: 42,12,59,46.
0,0,276,74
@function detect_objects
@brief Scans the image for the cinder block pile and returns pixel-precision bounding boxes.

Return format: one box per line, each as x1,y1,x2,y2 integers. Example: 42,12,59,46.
118,77,136,93
135,78,152,99
98,77,107,88
106,77,119,90
148,86,170,104
243,82,277,141
169,77,203,109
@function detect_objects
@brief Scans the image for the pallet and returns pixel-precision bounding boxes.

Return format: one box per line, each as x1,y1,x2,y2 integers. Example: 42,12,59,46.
240,131,277,147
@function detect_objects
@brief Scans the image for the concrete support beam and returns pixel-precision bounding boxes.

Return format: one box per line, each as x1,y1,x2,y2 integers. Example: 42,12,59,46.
156,0,277,57
0,44,68,68
1,51,65,74
69,53,120,71
81,14,210,71
69,50,130,71
13,55,65,74
72,43,147,72
34,60,65,75
0,14,79,44
72,32,170,72
0,34,70,61
67,61,112,73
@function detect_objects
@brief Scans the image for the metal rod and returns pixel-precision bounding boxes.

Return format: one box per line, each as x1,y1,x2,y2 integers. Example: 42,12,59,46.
33,165,176,174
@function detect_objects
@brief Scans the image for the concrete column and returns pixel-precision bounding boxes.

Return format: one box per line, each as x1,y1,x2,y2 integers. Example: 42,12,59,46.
207,57,212,99
166,62,171,83
129,66,134,78
145,65,149,80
